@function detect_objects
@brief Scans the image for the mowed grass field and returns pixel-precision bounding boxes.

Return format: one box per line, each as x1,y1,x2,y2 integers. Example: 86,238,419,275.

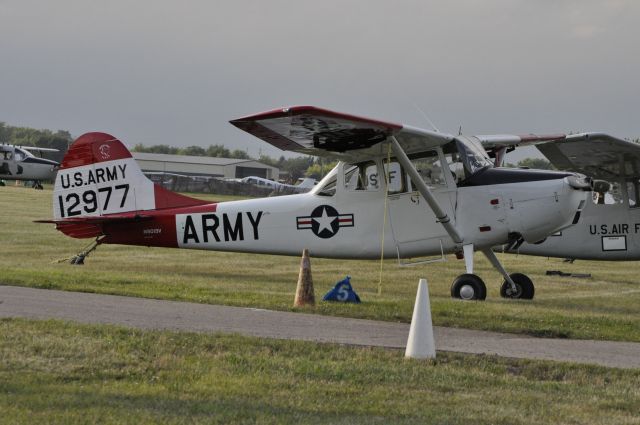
1,318,639,425
2,185,640,424
1,185,639,342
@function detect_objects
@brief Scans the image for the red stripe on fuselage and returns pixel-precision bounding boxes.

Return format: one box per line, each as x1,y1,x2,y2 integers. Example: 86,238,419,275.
98,203,218,248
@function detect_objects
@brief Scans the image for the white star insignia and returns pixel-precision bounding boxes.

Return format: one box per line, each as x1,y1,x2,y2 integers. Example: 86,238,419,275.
313,207,337,234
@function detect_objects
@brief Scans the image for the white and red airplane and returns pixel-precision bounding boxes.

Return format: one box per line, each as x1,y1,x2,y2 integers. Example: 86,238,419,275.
38,106,592,300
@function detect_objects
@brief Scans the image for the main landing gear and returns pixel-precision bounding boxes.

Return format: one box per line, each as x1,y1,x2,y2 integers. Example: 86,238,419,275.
450,244,534,301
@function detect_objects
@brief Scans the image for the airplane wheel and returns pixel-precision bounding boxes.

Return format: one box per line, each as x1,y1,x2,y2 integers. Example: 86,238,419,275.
500,273,534,300
451,274,486,301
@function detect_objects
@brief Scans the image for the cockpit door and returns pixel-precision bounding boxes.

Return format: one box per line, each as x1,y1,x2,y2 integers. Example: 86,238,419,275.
386,148,458,258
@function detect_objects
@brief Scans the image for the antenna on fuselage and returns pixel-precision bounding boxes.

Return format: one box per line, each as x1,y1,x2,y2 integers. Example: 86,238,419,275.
412,103,440,133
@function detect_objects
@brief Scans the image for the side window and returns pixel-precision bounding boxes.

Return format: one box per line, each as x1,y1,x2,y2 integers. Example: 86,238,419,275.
407,151,447,190
592,180,624,205
411,156,445,188
443,152,464,184
382,160,407,194
344,161,379,191
627,179,639,208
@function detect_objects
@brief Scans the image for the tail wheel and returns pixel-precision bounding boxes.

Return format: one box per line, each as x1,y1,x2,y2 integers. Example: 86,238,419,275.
500,273,535,300
451,274,487,301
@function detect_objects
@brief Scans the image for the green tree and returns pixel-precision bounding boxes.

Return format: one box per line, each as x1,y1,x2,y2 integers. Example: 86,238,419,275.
205,145,231,158
181,145,207,156
305,160,338,180
131,144,179,154
229,149,251,159
517,158,554,170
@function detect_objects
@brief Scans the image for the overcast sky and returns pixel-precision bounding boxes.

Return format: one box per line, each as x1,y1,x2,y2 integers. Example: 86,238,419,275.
1,0,638,160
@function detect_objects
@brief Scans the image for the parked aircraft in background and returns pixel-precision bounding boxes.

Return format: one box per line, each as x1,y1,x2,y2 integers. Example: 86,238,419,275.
239,176,316,192
0,144,59,189
37,106,591,300
481,133,640,261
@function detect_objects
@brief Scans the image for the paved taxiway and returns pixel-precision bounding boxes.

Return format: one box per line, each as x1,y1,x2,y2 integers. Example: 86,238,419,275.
1,285,639,369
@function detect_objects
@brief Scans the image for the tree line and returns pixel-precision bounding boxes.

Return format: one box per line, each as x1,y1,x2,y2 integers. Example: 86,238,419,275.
0,122,72,162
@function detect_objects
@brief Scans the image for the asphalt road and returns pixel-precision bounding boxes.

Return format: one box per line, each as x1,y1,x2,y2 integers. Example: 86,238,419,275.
1,285,639,369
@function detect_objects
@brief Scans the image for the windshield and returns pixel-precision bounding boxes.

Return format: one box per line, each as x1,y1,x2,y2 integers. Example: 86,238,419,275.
454,137,492,177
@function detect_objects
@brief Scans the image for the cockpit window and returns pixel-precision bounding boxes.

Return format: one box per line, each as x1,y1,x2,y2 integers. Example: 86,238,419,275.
442,138,492,179
456,138,492,176
627,179,640,208
344,161,379,191
315,164,339,196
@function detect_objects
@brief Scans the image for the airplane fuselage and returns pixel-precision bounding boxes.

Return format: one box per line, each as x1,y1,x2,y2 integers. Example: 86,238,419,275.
509,200,640,260
78,161,588,261
0,146,58,181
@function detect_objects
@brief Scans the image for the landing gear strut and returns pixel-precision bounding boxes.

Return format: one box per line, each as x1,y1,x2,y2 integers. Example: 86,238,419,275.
450,244,487,301
449,244,535,301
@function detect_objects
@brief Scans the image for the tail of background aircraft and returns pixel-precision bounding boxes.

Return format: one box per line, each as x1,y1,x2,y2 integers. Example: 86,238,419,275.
296,177,317,189
46,132,208,238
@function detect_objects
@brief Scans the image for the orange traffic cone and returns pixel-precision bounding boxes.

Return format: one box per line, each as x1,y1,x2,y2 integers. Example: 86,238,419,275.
294,249,315,307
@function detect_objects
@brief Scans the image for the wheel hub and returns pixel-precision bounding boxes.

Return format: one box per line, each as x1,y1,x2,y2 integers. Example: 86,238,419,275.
459,284,475,300
506,283,523,298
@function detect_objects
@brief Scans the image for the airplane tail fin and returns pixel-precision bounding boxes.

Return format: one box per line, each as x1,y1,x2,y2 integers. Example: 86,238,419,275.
296,178,317,189
52,132,208,224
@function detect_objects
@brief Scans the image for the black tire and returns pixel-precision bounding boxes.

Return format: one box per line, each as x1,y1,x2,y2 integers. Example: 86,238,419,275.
500,273,534,300
451,274,487,301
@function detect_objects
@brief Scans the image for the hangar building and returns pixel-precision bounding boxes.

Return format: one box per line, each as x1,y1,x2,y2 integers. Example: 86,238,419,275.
132,152,279,180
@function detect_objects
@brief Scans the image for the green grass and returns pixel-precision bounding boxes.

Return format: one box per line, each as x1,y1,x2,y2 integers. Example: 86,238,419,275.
1,318,639,425
1,185,640,342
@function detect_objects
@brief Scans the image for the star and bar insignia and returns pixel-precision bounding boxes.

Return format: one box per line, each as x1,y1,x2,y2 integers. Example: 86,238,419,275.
296,205,354,239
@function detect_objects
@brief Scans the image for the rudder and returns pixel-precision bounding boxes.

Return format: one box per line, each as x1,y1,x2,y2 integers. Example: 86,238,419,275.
54,132,206,220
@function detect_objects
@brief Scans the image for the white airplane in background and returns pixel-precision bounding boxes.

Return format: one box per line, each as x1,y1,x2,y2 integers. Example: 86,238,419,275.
481,133,640,261
37,106,592,301
239,176,316,192
0,144,59,189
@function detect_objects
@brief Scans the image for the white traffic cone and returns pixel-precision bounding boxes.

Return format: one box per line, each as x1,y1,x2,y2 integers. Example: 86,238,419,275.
405,279,436,359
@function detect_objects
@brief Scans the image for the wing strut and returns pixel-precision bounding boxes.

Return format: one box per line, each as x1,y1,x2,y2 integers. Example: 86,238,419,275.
389,136,463,244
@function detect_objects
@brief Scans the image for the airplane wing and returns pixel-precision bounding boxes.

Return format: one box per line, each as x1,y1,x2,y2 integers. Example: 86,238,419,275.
480,132,640,180
21,146,60,153
230,106,455,161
